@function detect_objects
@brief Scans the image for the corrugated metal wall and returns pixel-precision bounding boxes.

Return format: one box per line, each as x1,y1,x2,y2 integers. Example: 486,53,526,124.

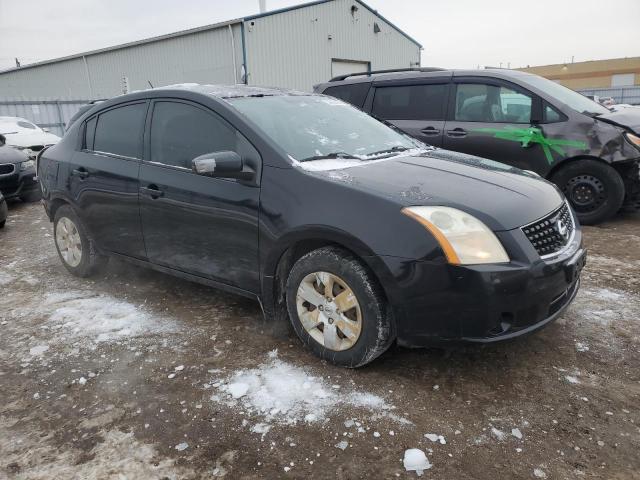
0,23,244,99
0,99,88,137
244,0,421,91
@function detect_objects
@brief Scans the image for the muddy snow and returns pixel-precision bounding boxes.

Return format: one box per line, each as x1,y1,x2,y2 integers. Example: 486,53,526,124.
0,202,639,479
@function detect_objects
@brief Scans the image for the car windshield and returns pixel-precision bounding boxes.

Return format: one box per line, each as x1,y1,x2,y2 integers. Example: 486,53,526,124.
520,75,610,116
228,95,422,162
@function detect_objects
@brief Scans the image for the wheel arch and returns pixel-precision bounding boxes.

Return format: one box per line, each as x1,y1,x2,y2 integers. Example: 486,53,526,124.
546,155,612,180
261,228,396,328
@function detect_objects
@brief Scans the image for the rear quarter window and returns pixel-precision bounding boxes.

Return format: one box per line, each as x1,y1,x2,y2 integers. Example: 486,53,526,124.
322,83,370,108
93,103,147,158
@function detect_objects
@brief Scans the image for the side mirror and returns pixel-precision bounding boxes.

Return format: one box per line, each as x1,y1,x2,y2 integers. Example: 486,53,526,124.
191,151,254,180
42,127,50,133
0,134,5,146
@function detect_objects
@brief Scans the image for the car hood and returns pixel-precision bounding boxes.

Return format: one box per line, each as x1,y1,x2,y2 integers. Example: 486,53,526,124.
596,109,640,134
309,149,564,231
3,131,60,148
0,144,28,164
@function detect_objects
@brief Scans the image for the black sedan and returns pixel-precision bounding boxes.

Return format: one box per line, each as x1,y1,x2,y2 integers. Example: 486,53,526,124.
0,134,41,202
38,85,585,367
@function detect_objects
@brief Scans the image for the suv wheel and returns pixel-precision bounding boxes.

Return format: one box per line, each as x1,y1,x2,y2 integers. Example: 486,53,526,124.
54,205,107,277
285,246,394,367
551,159,625,225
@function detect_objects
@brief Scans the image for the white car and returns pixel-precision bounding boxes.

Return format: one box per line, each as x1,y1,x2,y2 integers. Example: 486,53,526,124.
0,116,60,158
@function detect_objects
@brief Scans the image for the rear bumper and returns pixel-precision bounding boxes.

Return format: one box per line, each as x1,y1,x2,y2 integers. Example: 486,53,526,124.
0,166,38,200
377,245,586,347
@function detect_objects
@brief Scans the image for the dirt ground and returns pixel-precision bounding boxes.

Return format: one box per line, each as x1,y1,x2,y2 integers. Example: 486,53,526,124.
0,201,638,480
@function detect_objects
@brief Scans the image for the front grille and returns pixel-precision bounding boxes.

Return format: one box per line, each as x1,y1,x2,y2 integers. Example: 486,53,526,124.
522,202,574,257
0,163,16,176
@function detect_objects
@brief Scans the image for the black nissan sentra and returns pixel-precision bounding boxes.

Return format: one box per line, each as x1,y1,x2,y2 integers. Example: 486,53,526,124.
38,85,586,367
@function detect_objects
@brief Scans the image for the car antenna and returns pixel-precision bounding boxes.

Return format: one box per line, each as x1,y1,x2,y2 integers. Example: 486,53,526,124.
147,80,154,88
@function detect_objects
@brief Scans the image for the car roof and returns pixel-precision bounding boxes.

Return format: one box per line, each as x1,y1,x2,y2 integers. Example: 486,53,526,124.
151,83,308,99
0,116,31,123
318,68,538,87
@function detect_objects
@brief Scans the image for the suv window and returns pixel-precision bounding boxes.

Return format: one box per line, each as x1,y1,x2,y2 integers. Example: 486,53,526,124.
93,103,146,158
455,84,532,123
372,84,448,120
322,83,370,108
150,101,236,169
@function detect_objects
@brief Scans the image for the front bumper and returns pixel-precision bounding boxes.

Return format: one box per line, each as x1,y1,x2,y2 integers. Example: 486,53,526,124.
376,239,586,347
0,165,38,200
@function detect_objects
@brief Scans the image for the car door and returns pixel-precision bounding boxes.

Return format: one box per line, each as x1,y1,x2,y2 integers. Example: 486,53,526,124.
138,99,261,293
368,80,449,147
67,101,148,259
443,78,545,171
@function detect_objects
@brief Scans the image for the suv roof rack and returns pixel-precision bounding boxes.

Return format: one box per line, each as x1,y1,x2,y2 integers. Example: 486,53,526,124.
329,67,446,82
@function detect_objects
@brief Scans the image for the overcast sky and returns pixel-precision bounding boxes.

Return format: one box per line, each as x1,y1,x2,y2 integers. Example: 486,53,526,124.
0,0,638,71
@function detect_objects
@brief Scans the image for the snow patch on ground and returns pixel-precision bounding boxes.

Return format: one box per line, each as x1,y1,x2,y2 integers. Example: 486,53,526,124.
403,448,431,476
0,426,192,479
212,351,401,426
571,287,639,327
42,291,179,343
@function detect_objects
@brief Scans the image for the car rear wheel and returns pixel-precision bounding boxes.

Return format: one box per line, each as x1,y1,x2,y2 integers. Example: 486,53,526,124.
285,246,394,367
550,159,625,225
53,205,107,277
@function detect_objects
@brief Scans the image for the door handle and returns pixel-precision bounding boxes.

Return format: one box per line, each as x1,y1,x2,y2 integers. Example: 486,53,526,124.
139,185,164,198
446,128,468,138
420,126,441,135
72,168,90,179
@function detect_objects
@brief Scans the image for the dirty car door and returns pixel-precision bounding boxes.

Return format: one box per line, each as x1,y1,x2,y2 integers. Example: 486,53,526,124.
443,79,543,171
138,100,261,293
68,102,147,259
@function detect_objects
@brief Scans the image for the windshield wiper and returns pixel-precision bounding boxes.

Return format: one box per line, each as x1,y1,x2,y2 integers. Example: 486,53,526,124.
299,151,360,162
366,146,409,157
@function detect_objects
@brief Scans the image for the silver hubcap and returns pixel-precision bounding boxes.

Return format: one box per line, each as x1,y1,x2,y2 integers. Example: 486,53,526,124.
296,271,362,351
55,217,83,267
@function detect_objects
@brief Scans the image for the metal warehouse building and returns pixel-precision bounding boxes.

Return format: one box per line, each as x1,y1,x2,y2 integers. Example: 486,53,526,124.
0,0,421,100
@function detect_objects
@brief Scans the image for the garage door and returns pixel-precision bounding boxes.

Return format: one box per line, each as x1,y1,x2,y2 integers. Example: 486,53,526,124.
331,59,370,79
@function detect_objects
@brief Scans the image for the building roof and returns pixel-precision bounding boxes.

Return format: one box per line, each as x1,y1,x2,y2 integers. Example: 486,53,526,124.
1,0,421,75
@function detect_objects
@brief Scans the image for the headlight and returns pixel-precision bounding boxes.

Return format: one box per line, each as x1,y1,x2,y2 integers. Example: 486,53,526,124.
402,206,509,265
20,160,35,171
625,132,640,149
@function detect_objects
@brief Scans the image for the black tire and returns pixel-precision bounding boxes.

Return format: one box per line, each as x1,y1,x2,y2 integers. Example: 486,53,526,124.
20,189,42,203
53,205,108,277
550,159,625,225
285,246,394,368
0,220,5,229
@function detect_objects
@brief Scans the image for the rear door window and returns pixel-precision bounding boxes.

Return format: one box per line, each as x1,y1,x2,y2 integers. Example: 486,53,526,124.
371,84,448,120
149,101,236,169
322,83,370,108
455,83,532,123
93,103,146,158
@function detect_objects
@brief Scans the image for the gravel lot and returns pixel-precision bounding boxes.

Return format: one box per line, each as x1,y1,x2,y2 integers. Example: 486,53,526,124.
1,201,639,479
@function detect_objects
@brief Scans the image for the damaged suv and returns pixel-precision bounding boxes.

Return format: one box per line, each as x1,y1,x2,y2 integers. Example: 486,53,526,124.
39,85,585,367
316,68,640,224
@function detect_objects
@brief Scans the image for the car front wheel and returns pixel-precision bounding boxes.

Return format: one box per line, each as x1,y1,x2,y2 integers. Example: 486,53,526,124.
53,205,107,277
551,159,625,225
285,246,394,367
